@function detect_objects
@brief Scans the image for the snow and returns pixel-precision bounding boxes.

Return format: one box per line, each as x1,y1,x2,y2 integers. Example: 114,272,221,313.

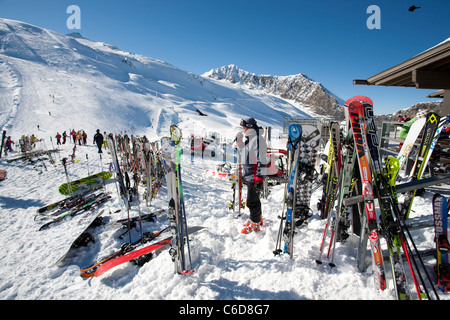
0,18,449,303
1,140,448,302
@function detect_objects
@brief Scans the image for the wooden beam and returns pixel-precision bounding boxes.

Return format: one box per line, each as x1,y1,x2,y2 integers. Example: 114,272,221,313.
412,69,450,89
353,79,369,85
443,90,450,115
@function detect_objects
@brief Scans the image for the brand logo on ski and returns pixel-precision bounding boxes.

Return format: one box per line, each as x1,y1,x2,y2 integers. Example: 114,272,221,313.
434,198,444,234
428,113,437,123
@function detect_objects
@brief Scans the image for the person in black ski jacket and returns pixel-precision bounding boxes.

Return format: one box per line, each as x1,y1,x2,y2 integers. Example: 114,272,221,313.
236,118,269,234
93,129,104,153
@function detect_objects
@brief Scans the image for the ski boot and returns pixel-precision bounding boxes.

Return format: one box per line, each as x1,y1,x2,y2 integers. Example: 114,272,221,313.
241,220,262,234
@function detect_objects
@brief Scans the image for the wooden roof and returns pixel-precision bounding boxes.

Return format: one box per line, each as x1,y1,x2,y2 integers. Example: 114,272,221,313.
354,38,450,90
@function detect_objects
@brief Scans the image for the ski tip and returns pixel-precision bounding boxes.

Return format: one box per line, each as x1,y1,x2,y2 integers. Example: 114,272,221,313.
181,269,195,275
80,271,95,279
273,249,282,256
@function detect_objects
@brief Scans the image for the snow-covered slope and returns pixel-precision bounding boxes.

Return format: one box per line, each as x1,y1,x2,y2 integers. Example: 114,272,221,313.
0,18,312,143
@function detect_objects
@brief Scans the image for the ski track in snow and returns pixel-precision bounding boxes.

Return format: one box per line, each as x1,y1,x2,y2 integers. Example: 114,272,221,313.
0,141,448,300
0,57,21,130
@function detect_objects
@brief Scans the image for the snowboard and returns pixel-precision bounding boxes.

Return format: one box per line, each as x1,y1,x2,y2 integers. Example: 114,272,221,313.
94,226,205,277
58,171,112,195
55,209,105,265
397,117,426,174
295,124,320,226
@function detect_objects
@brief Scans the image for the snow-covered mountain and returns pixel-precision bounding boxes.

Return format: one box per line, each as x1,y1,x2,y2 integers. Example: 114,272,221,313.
204,64,345,119
0,18,316,143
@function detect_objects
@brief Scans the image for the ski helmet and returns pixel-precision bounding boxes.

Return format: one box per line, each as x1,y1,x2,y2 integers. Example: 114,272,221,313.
240,118,257,128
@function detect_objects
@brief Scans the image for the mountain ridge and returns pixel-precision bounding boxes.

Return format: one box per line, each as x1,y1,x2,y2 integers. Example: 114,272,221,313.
204,64,345,119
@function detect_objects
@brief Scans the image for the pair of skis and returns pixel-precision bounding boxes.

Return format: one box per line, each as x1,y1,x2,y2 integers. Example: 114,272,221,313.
338,97,387,291
274,124,302,257
80,226,205,278
38,192,111,231
164,125,194,274
228,148,244,218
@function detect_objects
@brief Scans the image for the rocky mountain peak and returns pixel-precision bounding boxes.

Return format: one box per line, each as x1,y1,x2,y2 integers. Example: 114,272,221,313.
204,64,345,119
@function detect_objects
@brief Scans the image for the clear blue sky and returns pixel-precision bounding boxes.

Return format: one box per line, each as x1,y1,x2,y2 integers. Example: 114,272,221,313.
1,0,449,115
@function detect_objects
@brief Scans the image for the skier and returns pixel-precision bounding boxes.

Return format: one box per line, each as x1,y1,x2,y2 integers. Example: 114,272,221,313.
103,132,108,150
93,129,104,153
5,136,14,153
82,131,87,145
236,118,269,234
77,131,82,146
70,129,77,144
55,132,61,145
30,134,38,149
62,131,67,144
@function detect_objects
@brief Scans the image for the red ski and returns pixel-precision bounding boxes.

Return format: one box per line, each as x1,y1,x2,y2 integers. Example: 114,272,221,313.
94,226,204,277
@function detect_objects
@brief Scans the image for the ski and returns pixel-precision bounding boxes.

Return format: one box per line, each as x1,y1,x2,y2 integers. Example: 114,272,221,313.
316,121,345,265
401,112,441,220
283,124,302,257
317,131,335,220
433,194,450,292
347,99,387,291
93,226,205,278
